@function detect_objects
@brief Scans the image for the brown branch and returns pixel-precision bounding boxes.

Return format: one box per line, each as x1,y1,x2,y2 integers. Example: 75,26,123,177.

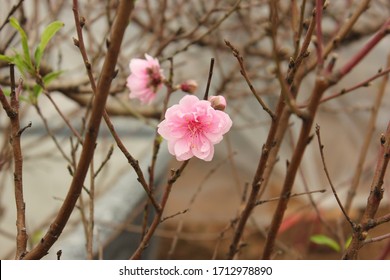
261,76,328,260
22,0,134,259
362,124,390,221
343,121,390,259
0,65,29,259
227,85,285,259
258,9,316,199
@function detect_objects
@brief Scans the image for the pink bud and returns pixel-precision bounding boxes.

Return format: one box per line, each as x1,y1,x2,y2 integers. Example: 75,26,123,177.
208,95,227,111
180,80,198,94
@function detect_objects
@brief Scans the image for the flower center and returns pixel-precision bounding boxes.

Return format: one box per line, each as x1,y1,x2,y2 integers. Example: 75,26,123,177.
186,119,206,149
147,67,162,91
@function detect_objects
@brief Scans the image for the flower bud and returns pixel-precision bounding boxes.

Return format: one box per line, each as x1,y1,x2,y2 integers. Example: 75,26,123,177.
180,80,198,94
208,95,227,111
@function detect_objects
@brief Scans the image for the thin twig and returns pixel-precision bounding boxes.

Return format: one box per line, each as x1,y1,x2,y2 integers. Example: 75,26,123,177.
288,126,339,240
166,153,234,258
315,0,324,70
131,160,189,259
87,160,95,260
0,0,24,32
33,104,73,164
319,66,390,105
203,58,214,100
292,0,307,59
364,233,390,245
255,189,326,206
315,124,354,227
166,0,242,59
225,40,275,119
93,144,114,178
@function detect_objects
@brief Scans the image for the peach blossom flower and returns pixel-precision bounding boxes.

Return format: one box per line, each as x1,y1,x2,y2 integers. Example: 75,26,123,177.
127,54,164,104
157,95,232,161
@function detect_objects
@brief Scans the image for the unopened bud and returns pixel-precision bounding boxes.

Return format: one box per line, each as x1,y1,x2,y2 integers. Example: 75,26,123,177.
180,80,198,94
208,95,227,111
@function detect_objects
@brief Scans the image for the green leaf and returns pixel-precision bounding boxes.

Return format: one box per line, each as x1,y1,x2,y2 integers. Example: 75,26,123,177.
310,234,341,252
9,17,33,70
42,70,64,84
0,54,14,63
34,21,64,69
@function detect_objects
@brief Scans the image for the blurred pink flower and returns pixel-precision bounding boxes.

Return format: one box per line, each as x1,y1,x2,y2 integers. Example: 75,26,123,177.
127,54,164,104
157,95,232,161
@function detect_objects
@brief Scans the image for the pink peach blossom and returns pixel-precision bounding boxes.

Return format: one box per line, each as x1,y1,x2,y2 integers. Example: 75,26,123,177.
157,95,232,161
127,54,164,104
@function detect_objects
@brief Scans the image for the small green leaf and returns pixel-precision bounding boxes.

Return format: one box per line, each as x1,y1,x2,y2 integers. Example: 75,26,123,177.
42,70,64,84
34,21,64,68
310,234,341,252
9,17,33,70
0,54,14,63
